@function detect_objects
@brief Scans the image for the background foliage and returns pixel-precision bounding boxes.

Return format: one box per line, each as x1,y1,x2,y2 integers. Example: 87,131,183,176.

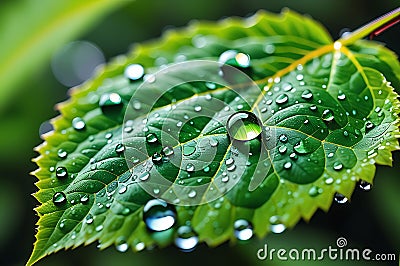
0,0,398,265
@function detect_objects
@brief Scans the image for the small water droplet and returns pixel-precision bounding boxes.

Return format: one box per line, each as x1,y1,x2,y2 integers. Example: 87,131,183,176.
365,121,375,133
188,190,197,198
119,185,127,194
99,93,123,115
334,193,348,204
139,172,150,181
205,82,217,90
322,109,334,122
269,216,286,234
296,74,304,81
283,161,292,169
203,166,210,173
337,92,346,100
80,194,89,204
308,186,323,197
174,226,199,251
218,50,251,68
333,162,343,171
278,145,287,154
209,138,219,147
56,166,68,179
309,105,318,111
72,117,86,131
143,199,176,232
325,177,334,185
293,140,312,154
226,111,262,141
152,152,163,165
186,163,195,172
116,240,129,252
359,180,372,191
194,105,202,112
289,152,298,160
57,149,68,159
301,90,313,100
124,64,144,81
162,146,174,156
115,143,125,154
278,134,288,143
146,133,158,144
275,94,288,104
53,192,67,206
233,219,253,241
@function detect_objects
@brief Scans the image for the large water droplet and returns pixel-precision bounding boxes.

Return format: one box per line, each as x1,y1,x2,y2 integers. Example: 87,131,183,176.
334,193,348,204
124,64,144,81
174,226,199,251
218,50,251,68
53,192,67,206
186,163,195,172
269,216,286,234
283,161,292,169
56,166,68,179
359,180,372,191
278,145,287,154
275,94,288,104
115,143,125,154
226,111,262,141
322,109,334,122
57,149,68,159
152,152,163,165
143,199,176,232
301,90,313,100
233,219,253,241
337,92,346,100
333,162,343,171
162,146,174,156
99,93,123,115
115,239,129,252
72,117,86,131
146,133,158,144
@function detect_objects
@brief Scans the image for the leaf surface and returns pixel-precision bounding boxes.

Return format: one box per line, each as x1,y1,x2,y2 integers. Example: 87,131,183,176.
29,9,400,265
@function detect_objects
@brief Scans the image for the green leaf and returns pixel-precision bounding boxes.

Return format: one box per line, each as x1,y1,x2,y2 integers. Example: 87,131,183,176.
0,0,126,112
29,9,400,265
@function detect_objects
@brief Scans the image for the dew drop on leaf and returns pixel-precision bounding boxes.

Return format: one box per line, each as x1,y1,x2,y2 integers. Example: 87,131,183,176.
194,105,202,112
139,172,150,181
80,194,89,204
226,111,262,141
55,166,68,179
188,190,197,198
72,117,86,131
57,149,67,159
205,82,217,90
308,186,323,197
301,90,313,100
337,92,346,100
293,140,312,154
186,163,195,172
269,216,286,234
334,193,348,204
162,146,174,156
279,134,288,143
53,192,67,206
124,64,145,81
309,105,318,111
152,152,163,164
278,145,287,154
115,143,125,154
283,161,292,169
333,162,343,171
365,121,375,132
218,50,251,68
143,199,176,232
174,225,199,251
99,93,123,115
275,94,289,104
209,138,219,147
146,133,158,144
233,219,253,241
322,109,334,122
359,180,372,191
115,239,129,253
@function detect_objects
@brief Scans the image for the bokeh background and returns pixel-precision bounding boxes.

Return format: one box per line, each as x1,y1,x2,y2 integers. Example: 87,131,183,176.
0,0,399,265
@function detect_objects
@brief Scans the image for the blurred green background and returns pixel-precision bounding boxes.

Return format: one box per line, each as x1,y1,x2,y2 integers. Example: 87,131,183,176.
0,0,399,265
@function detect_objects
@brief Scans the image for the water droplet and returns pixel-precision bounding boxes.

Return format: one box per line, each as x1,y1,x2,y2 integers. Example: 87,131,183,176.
186,163,195,172
309,105,318,111
209,138,219,147
334,193,348,204
225,158,234,166
85,214,94,224
301,90,313,100
308,186,323,197
283,161,292,169
183,144,196,156
333,162,343,171
143,199,176,232
289,152,298,160
325,177,334,185
233,219,253,241
139,172,150,181
72,117,86,131
205,82,217,90
116,240,129,252
80,194,89,204
99,93,123,115
162,146,174,156
115,143,125,154
203,166,210,173
119,185,127,194
322,109,334,122
152,152,163,165
365,121,375,132
218,50,250,68
194,105,202,112
53,192,67,206
188,190,197,198
95,225,103,232
174,226,199,251
269,216,286,234
56,167,68,179
275,94,288,104
57,149,67,159
296,74,304,81
226,111,262,141
146,133,158,144
278,145,287,154
359,180,372,191
124,64,144,81
337,92,346,100
293,140,312,154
